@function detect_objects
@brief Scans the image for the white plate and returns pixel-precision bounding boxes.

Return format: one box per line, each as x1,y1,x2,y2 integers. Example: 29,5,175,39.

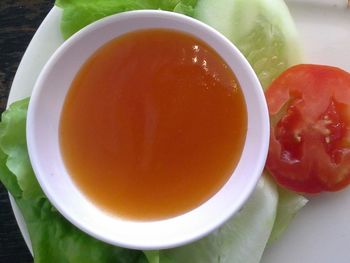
8,1,350,262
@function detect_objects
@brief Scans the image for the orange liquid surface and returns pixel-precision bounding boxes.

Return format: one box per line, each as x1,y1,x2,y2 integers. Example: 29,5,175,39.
60,29,247,220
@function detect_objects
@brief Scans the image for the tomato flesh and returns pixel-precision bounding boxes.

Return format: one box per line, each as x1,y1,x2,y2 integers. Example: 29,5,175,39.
266,64,350,193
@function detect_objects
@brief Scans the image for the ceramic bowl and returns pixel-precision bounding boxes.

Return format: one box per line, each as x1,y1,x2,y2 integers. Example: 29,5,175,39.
26,10,269,250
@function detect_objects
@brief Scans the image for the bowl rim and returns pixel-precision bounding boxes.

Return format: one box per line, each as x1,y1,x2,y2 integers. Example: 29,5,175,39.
26,9,269,250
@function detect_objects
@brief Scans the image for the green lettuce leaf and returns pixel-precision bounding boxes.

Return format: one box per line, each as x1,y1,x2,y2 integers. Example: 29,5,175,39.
55,0,198,39
0,99,43,200
0,146,21,198
173,0,197,15
0,98,147,263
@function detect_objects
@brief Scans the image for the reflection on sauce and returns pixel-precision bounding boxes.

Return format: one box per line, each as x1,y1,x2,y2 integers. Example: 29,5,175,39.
60,29,247,220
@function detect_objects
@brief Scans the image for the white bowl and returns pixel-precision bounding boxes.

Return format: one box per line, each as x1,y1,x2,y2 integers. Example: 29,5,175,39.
26,10,269,250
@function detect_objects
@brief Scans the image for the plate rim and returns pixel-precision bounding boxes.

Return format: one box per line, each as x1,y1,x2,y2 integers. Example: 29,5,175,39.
8,6,64,255
7,1,350,260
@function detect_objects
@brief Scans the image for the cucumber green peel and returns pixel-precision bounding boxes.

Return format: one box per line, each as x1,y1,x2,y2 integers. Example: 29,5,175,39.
194,0,303,89
0,0,307,262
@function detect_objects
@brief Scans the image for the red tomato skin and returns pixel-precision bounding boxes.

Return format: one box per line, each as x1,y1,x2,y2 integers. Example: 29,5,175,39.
265,64,350,194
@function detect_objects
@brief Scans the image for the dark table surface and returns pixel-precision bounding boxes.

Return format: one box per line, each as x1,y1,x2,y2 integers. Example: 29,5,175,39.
0,1,55,262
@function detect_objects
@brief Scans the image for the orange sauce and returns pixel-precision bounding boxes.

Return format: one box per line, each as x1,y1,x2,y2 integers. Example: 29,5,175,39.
59,29,247,220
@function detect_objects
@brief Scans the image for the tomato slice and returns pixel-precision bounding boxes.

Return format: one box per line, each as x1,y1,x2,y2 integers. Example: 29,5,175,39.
265,64,350,193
